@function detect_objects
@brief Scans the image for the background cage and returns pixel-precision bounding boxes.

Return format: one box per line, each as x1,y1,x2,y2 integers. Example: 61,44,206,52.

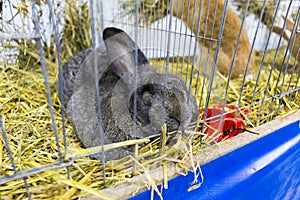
0,0,300,199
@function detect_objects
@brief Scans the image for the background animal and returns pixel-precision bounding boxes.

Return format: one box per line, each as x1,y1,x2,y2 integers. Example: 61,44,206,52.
272,14,300,72
170,0,255,78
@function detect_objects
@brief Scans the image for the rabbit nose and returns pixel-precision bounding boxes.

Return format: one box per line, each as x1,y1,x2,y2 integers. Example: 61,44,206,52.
177,103,194,130
166,117,180,131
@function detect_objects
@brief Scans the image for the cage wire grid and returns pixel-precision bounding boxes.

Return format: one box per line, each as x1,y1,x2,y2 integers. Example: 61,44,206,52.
0,0,300,199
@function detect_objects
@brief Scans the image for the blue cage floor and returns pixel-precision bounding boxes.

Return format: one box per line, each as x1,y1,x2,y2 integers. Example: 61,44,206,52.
130,120,300,200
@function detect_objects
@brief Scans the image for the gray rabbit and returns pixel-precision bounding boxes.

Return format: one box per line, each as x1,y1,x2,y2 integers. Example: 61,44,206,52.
62,27,198,161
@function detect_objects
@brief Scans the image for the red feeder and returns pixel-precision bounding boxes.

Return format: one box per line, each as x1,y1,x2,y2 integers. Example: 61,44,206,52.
198,105,248,143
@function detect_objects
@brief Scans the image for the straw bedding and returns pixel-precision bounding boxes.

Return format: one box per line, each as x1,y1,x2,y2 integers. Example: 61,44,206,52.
0,46,299,199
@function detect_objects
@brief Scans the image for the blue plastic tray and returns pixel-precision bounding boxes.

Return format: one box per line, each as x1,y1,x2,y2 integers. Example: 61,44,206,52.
130,120,300,200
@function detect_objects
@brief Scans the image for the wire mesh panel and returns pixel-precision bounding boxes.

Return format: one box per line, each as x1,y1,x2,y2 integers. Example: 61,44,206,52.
0,0,299,199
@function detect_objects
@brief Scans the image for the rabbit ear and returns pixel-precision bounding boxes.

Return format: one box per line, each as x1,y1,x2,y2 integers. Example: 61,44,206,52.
285,18,295,31
103,27,150,77
272,25,290,41
282,14,295,31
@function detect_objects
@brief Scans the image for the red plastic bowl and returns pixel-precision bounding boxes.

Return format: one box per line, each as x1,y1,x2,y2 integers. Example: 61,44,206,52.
198,105,247,142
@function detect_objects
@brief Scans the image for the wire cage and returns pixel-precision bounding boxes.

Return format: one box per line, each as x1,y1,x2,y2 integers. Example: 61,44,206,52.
0,0,299,199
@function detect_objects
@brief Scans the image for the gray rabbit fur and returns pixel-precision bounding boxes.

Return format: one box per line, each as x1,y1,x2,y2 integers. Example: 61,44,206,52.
62,27,198,161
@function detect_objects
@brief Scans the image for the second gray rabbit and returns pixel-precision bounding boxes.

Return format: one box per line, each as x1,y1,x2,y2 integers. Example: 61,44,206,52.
62,27,198,161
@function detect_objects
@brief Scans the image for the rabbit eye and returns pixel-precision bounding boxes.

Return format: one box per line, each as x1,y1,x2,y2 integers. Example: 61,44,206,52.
167,91,176,99
142,91,152,105
70,70,77,77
